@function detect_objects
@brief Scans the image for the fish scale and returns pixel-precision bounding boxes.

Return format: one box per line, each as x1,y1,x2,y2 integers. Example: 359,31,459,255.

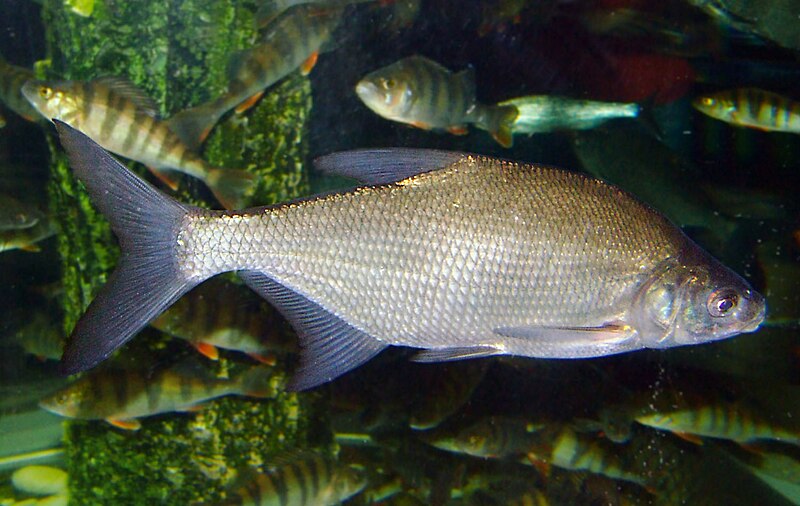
186,160,673,348
54,123,765,389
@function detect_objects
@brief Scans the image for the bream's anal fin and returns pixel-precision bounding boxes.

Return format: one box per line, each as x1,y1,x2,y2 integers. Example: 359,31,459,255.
239,270,387,391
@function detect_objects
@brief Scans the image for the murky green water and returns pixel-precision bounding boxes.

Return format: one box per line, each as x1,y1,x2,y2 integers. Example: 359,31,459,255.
1,1,799,504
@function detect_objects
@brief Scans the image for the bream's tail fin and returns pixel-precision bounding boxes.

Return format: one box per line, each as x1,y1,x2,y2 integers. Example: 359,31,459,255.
54,120,202,375
206,167,255,210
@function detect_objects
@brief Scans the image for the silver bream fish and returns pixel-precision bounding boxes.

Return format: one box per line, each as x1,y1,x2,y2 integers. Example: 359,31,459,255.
55,122,765,390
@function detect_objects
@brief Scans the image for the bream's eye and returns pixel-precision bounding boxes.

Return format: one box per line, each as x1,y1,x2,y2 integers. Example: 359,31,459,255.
707,290,738,317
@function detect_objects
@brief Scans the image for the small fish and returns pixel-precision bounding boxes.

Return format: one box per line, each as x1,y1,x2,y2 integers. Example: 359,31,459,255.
255,0,376,28
430,419,648,488
408,361,488,430
0,194,45,231
151,278,296,362
21,77,253,209
11,465,68,496
55,123,765,390
499,95,640,135
355,55,519,147
693,88,800,133
541,426,649,488
169,5,342,148
426,416,544,459
0,55,39,122
0,218,54,253
39,362,274,430
220,455,366,506
636,401,800,446
6,310,63,361
574,407,635,444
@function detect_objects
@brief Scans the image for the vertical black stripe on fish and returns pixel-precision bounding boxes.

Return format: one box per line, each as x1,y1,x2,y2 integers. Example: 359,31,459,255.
321,458,334,495
217,290,232,330
121,108,149,153
780,97,792,128
241,47,268,95
246,474,265,504
112,370,130,413
436,68,451,125
742,89,756,121
279,15,304,71
294,11,312,62
144,372,162,412
442,72,457,124
307,457,320,499
273,465,289,506
155,130,181,165
451,74,465,123
201,290,217,339
722,406,735,436
0,75,8,100
790,100,800,129
88,371,106,414
763,92,778,126
419,62,437,123
98,89,123,140
284,463,304,505
81,82,96,127
175,141,199,174
590,443,606,474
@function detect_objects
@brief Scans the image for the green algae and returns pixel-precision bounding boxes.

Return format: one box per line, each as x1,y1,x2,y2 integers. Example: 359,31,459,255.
39,0,319,503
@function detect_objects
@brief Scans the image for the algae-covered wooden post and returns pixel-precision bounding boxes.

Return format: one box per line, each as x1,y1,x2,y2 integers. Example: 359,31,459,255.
40,0,323,503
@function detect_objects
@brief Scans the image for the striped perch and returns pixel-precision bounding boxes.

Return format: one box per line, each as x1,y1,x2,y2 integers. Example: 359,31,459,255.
636,401,800,446
545,426,648,488
38,361,274,430
427,416,544,459
355,55,519,147
693,87,800,134
21,77,253,209
151,277,297,363
221,455,366,506
168,4,343,149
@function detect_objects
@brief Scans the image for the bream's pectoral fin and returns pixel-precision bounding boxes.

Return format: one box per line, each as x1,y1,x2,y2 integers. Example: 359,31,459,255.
493,323,636,356
313,148,467,185
239,271,387,391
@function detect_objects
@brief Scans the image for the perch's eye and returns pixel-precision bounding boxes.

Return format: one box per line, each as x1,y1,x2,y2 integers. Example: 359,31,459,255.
40,86,52,99
707,290,738,317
